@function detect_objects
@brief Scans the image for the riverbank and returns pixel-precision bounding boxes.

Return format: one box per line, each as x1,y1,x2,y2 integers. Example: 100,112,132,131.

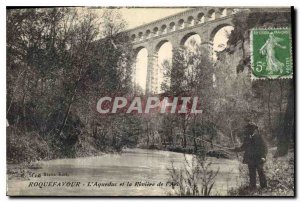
137,144,233,159
7,149,114,181
7,149,240,196
8,147,293,196
228,148,295,196
7,144,234,183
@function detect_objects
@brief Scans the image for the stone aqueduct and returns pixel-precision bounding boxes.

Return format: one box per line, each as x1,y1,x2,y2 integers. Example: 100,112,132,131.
127,7,238,94
126,7,289,93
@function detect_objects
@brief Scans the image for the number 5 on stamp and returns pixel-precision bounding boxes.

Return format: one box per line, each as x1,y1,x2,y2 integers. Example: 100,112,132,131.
251,28,293,79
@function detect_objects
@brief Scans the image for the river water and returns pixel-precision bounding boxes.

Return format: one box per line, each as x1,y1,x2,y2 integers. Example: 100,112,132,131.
7,149,241,196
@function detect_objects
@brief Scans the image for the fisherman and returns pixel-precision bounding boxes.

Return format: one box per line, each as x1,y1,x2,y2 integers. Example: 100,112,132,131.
230,121,268,190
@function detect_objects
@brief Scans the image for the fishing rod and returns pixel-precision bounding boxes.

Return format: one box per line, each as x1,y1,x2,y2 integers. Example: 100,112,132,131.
185,135,235,154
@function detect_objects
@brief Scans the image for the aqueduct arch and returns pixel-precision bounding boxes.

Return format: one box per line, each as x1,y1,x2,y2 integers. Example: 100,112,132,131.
133,47,148,91
180,32,200,46
209,23,233,42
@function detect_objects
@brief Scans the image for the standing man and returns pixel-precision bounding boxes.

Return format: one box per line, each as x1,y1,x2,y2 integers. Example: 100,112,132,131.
231,122,268,189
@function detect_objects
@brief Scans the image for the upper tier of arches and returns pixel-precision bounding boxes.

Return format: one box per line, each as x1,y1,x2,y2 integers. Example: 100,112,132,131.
129,8,238,42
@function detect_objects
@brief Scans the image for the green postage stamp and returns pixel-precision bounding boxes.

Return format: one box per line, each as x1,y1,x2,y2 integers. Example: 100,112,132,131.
251,28,293,79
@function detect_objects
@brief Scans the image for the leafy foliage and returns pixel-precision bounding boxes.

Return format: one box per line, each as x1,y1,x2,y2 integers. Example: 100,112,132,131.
7,8,138,162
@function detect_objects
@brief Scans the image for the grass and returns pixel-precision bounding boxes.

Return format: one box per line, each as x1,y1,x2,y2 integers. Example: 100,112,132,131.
228,148,294,196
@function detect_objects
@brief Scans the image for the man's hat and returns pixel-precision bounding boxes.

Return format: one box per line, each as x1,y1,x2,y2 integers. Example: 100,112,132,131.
246,122,258,133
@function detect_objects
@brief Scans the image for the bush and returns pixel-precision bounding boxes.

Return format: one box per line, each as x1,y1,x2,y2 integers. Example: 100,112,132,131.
167,145,194,154
228,150,294,196
7,127,50,164
168,152,219,196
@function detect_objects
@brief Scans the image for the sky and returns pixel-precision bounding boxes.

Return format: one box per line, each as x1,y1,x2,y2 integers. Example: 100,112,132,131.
117,8,189,29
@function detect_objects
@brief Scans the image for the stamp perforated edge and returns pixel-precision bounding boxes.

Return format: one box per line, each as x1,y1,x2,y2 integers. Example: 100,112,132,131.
250,27,293,80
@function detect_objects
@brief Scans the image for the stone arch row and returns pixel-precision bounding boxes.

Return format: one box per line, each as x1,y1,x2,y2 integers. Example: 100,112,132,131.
134,24,233,56
131,8,237,42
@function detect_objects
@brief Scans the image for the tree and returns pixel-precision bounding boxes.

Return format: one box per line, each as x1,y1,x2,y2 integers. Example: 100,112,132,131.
6,7,136,161
161,42,215,148
226,10,293,156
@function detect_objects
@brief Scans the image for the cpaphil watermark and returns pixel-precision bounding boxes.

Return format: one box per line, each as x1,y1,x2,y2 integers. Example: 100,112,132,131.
96,96,202,114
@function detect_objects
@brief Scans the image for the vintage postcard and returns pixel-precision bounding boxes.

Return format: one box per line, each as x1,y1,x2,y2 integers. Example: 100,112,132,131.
6,6,295,196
